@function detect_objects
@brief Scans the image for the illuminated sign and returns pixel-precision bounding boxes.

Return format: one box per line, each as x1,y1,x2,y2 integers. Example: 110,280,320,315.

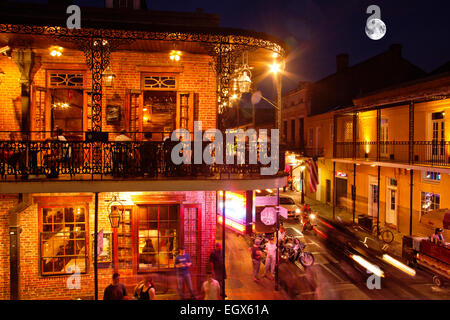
336,171,347,178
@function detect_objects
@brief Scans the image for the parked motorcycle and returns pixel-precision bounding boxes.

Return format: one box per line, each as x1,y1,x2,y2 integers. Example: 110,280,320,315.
280,236,315,267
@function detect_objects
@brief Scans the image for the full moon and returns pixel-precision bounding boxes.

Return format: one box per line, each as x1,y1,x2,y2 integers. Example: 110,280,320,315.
365,18,386,40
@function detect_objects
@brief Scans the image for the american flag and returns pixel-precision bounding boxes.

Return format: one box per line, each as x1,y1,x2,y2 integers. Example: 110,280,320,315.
306,159,318,193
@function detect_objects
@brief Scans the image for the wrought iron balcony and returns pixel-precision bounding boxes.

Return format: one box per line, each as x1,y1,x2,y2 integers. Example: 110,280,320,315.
0,138,286,181
335,141,450,167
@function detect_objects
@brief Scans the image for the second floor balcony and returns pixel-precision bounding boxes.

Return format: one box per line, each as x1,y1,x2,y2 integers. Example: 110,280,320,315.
335,140,450,168
0,132,286,184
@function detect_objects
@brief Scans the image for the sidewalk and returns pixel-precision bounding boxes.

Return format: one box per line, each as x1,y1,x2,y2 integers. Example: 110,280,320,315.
281,190,404,258
219,229,289,300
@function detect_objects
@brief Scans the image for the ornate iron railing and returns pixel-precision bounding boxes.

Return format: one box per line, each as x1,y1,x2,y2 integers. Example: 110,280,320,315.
335,141,450,167
0,140,285,180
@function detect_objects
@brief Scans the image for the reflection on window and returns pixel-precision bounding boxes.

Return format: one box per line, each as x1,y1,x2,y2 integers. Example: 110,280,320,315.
40,207,87,275
421,192,440,215
425,171,440,182
138,205,178,271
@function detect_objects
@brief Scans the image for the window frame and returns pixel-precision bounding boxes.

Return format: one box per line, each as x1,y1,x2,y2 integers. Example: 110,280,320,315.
135,203,181,273
38,201,90,277
420,191,440,216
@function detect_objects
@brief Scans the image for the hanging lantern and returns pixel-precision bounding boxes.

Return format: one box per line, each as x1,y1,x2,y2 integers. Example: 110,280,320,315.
238,70,252,93
102,65,116,88
107,194,124,228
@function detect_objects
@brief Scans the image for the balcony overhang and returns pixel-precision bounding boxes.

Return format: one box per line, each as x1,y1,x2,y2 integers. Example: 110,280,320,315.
0,175,287,194
333,158,450,174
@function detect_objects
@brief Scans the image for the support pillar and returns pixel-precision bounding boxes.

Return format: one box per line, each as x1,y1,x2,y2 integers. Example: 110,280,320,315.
352,163,356,224
275,188,280,291
377,166,380,237
13,48,34,138
245,191,253,235
222,191,226,300
94,192,99,300
332,161,336,220
409,170,414,236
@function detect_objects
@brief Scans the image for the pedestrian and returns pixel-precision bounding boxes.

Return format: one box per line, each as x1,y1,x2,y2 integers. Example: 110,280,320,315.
209,242,226,296
134,277,156,300
250,239,263,281
103,273,128,300
278,225,286,245
115,129,132,142
263,237,277,280
431,228,445,245
201,271,221,300
175,246,196,300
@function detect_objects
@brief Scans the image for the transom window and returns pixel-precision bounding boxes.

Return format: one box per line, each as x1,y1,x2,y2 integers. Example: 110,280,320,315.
40,206,87,275
49,73,84,87
143,76,176,89
421,192,440,215
137,204,179,271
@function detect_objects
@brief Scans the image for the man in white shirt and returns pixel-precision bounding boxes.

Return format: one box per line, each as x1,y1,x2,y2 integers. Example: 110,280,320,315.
264,237,277,279
201,271,221,300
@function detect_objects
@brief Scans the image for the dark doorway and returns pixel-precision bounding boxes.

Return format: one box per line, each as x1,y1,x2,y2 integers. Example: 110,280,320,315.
299,118,304,149
335,177,348,208
326,179,331,203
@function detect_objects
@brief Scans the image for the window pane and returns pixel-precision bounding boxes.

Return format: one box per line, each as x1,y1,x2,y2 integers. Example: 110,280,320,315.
64,208,74,223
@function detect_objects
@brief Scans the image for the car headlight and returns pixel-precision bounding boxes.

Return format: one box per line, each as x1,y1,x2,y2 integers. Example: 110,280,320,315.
310,213,316,220
295,208,301,214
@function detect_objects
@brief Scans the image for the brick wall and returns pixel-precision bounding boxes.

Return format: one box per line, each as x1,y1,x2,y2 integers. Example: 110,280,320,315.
25,48,217,135
0,191,216,300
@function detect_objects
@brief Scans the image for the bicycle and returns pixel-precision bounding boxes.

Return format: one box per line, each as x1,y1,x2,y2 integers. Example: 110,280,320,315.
372,224,395,244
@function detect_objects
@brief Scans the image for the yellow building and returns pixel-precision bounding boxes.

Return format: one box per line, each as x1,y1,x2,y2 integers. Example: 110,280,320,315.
333,72,450,239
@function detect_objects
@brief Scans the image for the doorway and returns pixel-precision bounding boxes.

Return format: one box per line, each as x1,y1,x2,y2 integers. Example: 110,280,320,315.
50,88,84,140
385,178,398,225
335,177,347,208
368,186,379,218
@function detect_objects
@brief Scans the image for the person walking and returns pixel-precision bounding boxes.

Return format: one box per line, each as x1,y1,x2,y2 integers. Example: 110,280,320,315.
175,246,196,300
263,237,277,280
201,271,221,300
103,273,128,300
250,239,263,281
134,277,156,300
209,242,226,296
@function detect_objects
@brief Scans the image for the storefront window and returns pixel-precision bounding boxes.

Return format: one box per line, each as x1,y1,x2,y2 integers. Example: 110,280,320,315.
137,205,178,271
40,206,87,275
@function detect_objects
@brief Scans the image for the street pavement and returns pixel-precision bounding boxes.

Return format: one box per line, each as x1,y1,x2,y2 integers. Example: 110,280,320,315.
223,230,289,300
277,197,450,300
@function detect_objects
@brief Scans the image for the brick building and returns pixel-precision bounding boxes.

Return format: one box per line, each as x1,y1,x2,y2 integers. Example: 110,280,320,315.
0,1,287,299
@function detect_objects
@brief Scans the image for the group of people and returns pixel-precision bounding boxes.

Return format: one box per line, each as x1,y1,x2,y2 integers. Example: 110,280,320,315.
103,243,225,300
250,236,278,282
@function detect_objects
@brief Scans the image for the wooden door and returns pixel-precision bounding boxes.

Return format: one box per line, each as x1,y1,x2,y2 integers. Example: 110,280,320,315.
181,204,202,287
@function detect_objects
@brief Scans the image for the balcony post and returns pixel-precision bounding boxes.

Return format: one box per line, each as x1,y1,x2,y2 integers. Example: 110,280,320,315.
332,161,336,220
352,113,357,159
376,108,381,162
333,114,337,158
94,192,99,300
352,163,356,224
409,102,415,164
222,190,226,300
409,170,414,236
376,166,380,237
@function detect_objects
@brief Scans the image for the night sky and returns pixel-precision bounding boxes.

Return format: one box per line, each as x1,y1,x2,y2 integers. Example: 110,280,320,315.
11,0,450,93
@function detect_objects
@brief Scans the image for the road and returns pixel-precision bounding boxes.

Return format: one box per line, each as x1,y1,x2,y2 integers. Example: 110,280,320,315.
278,218,450,300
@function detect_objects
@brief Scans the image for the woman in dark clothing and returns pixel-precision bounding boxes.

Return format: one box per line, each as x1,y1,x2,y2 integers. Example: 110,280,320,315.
134,277,156,300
